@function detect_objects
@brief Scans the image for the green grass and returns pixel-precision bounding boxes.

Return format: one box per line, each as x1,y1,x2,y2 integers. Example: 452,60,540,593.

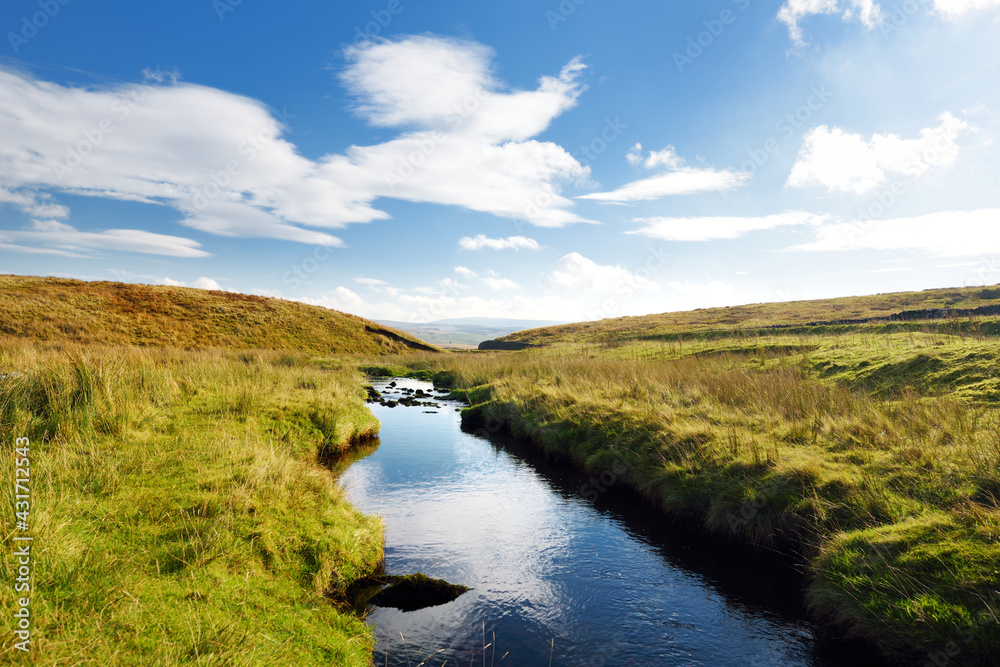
0,341,384,665
0,274,436,355
375,331,1000,663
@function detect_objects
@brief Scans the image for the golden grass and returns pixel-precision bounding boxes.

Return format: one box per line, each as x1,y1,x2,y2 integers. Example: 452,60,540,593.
504,283,1000,344
0,274,436,355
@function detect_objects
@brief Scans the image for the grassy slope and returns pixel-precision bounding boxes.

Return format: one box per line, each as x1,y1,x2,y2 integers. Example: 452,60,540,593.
0,275,436,355
503,284,1000,344
0,343,385,665
379,319,1000,662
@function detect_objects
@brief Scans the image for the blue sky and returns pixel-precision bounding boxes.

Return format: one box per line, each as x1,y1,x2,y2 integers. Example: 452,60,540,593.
1,0,998,322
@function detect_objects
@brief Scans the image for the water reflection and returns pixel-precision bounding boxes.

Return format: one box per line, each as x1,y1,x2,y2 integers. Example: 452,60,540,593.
337,378,887,666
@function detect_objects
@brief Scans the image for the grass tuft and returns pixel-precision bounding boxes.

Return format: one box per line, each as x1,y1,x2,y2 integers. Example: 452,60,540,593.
0,340,384,665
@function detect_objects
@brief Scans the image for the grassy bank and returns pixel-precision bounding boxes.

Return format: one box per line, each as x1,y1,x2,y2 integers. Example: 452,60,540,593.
373,330,1000,664
1,341,384,665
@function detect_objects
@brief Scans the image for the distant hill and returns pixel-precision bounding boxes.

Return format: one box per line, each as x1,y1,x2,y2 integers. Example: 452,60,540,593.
0,275,437,355
502,284,1000,345
376,318,566,347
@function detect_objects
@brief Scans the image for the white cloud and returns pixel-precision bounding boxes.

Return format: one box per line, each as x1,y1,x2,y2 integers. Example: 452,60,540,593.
302,287,583,322
549,252,659,294
628,211,829,242
301,254,667,323
158,276,224,290
0,220,209,258
786,126,883,194
625,143,645,166
459,234,541,251
663,280,764,312
455,266,477,278
788,208,1000,255
786,113,972,194
579,169,747,202
580,145,746,202
0,36,592,258
779,0,1000,42
340,37,497,130
353,277,388,286
644,147,685,170
440,277,467,292
0,187,72,219
626,143,684,169
778,0,883,45
193,277,222,290
316,286,369,313
482,276,520,291
934,0,1000,19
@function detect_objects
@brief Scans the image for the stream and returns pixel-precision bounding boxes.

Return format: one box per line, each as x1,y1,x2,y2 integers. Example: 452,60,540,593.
338,377,887,666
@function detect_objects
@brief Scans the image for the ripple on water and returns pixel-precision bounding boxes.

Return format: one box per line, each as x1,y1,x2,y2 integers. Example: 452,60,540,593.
339,378,885,667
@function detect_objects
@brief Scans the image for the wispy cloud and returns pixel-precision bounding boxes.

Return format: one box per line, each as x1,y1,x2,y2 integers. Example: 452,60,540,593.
459,234,541,251
0,220,210,257
628,211,828,242
778,0,883,45
933,0,1000,19
580,144,746,202
787,208,1000,255
778,0,1000,44
482,274,521,291
0,36,592,259
549,252,659,293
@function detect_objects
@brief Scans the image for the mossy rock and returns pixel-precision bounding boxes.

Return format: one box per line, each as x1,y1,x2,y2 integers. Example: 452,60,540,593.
367,573,471,612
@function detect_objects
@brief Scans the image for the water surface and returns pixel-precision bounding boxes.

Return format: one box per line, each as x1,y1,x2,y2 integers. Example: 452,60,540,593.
339,378,885,666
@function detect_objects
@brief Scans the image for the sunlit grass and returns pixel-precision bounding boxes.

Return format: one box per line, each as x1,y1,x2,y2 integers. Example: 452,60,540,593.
0,274,434,355
0,340,384,665
503,283,1000,344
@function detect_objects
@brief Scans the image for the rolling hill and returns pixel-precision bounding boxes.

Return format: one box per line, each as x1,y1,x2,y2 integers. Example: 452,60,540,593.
0,274,437,355
376,317,565,347
501,284,1000,345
